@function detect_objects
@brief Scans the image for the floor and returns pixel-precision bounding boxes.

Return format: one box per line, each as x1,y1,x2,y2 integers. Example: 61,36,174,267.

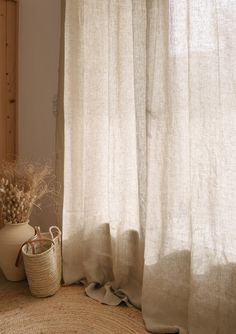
0,271,148,334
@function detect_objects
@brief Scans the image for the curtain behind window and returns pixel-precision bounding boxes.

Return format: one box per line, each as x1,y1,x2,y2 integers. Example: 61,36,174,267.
59,1,236,333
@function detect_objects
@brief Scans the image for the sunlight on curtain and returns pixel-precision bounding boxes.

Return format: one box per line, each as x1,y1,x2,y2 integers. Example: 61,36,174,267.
61,1,236,333
63,0,146,309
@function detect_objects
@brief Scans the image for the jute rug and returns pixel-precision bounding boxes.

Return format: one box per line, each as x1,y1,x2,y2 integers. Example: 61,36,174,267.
0,272,148,334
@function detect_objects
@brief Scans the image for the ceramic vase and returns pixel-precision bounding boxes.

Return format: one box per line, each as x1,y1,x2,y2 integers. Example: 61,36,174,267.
0,222,35,281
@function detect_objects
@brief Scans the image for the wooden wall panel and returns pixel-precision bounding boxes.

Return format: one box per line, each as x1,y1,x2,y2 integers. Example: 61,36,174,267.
0,0,7,160
6,0,17,159
0,0,17,161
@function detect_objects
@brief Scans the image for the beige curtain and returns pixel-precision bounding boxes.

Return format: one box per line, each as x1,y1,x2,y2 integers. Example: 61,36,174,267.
61,1,236,333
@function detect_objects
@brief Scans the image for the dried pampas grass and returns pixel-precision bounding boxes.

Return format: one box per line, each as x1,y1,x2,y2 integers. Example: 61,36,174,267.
0,161,56,225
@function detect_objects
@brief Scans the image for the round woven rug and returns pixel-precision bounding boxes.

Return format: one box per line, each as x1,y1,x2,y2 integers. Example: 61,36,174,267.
0,273,148,334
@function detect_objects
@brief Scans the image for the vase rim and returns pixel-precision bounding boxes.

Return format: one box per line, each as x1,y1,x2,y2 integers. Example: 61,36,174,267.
4,220,29,226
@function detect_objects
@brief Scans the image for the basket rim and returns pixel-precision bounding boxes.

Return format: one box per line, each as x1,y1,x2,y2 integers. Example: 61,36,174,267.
22,240,55,258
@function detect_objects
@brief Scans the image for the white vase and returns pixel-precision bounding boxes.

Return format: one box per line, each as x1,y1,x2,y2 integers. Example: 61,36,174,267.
0,222,35,281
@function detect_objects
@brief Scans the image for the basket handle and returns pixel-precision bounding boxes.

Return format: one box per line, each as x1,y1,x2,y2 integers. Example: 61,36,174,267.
34,226,42,238
15,238,55,267
49,226,61,239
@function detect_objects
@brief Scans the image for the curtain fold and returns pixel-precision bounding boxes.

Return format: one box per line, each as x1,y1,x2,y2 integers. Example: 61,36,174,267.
63,0,145,305
60,1,236,333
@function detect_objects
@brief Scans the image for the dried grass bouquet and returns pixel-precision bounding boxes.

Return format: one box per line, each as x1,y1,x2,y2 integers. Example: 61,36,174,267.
0,161,56,225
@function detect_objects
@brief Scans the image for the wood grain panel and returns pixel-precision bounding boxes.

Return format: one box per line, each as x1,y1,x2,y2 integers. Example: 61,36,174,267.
6,0,17,159
0,0,7,160
0,0,17,161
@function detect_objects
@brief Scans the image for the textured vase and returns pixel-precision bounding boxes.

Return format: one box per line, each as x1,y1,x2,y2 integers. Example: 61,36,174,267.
0,222,35,281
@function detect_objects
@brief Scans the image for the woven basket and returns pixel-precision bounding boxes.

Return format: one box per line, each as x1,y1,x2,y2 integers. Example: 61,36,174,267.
21,226,61,298
32,226,62,281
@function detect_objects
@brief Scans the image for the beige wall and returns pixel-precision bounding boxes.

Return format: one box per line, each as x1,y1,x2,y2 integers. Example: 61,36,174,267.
18,0,61,229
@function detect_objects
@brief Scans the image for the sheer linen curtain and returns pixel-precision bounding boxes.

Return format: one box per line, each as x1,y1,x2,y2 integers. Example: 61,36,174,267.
61,1,236,333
